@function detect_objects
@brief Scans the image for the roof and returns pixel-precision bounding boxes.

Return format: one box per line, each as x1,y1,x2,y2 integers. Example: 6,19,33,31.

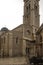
12,24,23,32
1,27,9,32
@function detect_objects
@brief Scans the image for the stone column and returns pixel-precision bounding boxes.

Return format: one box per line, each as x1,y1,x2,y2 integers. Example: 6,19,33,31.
41,31,43,57
34,45,36,56
1,37,4,57
23,39,26,56
9,32,13,57
23,27,26,56
4,34,9,57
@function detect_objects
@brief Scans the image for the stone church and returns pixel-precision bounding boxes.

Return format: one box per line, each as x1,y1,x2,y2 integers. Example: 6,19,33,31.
0,0,43,65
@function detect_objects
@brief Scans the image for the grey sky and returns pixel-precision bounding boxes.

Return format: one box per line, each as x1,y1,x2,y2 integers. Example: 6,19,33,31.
40,0,43,25
0,0,43,30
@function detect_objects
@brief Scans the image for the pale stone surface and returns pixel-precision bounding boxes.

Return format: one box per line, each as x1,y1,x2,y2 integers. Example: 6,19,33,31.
0,57,27,65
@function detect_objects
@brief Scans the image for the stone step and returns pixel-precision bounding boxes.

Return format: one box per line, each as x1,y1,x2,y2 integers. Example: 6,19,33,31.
0,57,27,65
1,64,27,65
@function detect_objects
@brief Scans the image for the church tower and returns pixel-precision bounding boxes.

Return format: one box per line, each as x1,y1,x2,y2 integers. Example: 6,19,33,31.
23,0,40,40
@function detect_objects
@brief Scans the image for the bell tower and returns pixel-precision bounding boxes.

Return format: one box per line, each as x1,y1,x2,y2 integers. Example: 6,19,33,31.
23,0,40,40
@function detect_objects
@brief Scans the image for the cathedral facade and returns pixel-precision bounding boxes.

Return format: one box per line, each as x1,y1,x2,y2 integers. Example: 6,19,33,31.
0,0,43,65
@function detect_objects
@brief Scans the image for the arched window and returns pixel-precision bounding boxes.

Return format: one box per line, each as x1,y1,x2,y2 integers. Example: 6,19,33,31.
27,30,30,35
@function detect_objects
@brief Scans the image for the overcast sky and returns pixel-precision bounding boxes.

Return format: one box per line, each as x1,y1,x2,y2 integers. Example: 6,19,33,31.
0,0,43,30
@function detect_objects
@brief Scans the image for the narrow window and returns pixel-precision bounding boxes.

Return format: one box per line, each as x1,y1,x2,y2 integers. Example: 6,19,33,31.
29,4,30,14
34,4,38,15
26,4,30,15
40,35,42,42
16,37,18,44
26,47,30,56
29,4,30,9
26,6,28,13
4,37,5,44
